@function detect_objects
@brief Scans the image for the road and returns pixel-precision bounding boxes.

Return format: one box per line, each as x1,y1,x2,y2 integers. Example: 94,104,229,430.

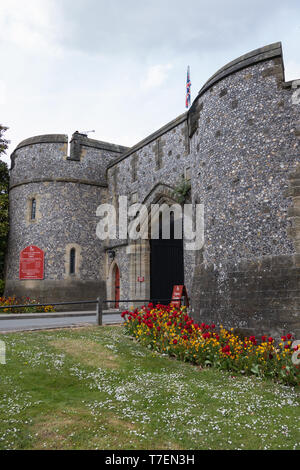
0,312,124,333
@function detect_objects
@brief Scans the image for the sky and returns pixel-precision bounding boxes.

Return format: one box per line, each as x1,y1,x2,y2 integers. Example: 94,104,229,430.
1,0,300,166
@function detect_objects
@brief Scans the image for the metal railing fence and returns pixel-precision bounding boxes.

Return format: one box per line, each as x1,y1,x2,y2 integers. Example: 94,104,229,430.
0,297,188,326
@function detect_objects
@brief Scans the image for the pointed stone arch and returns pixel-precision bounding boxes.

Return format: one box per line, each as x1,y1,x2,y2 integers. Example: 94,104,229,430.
127,183,184,305
138,183,179,239
142,183,176,206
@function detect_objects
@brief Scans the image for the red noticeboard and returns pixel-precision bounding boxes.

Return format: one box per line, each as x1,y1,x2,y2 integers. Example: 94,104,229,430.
171,285,189,308
19,246,44,280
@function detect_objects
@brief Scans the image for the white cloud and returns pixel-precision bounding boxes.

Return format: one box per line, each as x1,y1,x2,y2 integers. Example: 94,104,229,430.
1,0,300,170
285,61,300,81
0,0,63,54
0,81,6,105
142,64,173,90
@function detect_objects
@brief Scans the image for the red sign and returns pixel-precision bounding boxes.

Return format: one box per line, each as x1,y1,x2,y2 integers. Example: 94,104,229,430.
19,246,44,280
137,276,145,283
171,285,189,308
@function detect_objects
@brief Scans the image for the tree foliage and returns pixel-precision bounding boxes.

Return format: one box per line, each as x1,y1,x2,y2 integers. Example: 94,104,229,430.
0,125,9,292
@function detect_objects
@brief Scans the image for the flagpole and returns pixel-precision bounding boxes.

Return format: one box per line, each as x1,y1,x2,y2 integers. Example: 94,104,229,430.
186,65,191,109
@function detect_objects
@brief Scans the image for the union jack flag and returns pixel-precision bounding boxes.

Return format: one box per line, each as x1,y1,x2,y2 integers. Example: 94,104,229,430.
186,66,191,109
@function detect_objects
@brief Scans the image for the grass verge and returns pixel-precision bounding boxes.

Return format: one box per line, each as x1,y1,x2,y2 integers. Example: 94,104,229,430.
0,326,299,450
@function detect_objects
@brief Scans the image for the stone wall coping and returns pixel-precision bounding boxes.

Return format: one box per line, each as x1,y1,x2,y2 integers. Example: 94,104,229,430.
197,42,283,98
81,139,129,154
13,134,129,155
9,178,108,191
107,112,188,170
74,136,129,154
15,134,68,151
283,79,300,89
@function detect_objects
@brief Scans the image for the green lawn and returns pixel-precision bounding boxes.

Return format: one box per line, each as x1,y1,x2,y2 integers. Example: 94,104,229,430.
0,326,299,450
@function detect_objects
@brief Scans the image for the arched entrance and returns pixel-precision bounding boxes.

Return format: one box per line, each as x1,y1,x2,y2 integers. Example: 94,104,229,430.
127,184,186,306
150,212,184,304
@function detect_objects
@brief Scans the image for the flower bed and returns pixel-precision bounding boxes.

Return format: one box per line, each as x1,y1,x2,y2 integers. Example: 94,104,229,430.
122,304,300,386
0,296,55,314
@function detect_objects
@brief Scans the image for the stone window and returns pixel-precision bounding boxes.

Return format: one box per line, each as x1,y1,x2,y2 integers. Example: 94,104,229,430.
26,195,41,225
155,139,164,170
131,155,138,182
64,243,82,279
182,126,190,156
70,248,76,275
113,168,119,190
31,199,36,220
185,167,191,182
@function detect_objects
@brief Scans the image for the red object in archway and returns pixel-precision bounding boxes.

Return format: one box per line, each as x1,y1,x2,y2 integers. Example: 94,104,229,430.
115,266,120,309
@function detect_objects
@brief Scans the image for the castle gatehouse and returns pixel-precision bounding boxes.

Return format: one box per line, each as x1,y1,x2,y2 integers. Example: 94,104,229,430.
5,42,300,337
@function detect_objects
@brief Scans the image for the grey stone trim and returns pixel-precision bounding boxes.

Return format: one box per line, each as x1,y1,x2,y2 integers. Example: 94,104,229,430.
282,81,294,89
69,133,82,161
155,139,165,170
15,134,68,151
196,42,283,98
68,132,129,160
80,137,129,154
141,182,176,206
11,135,69,170
131,154,138,181
283,79,300,89
13,133,128,155
107,112,188,170
105,242,129,250
9,178,108,191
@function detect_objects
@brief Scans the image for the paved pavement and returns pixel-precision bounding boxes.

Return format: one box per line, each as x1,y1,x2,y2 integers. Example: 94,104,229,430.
0,311,124,333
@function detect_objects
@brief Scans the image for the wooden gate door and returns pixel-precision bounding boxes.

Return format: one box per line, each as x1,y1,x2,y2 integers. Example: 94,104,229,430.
150,215,184,304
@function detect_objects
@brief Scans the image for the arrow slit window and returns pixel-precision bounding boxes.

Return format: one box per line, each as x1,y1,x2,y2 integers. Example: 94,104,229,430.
31,199,36,220
70,248,76,275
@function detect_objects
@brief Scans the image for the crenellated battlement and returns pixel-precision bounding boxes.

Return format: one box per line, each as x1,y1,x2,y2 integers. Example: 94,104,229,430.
10,132,129,188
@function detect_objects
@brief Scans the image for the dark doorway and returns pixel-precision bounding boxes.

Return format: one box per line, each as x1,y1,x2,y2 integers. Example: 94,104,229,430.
150,213,184,304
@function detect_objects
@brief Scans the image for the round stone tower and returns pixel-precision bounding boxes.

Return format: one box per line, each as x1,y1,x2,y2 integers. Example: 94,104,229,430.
5,132,128,305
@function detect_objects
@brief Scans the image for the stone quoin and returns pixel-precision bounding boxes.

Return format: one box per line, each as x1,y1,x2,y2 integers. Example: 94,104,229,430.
4,42,300,337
